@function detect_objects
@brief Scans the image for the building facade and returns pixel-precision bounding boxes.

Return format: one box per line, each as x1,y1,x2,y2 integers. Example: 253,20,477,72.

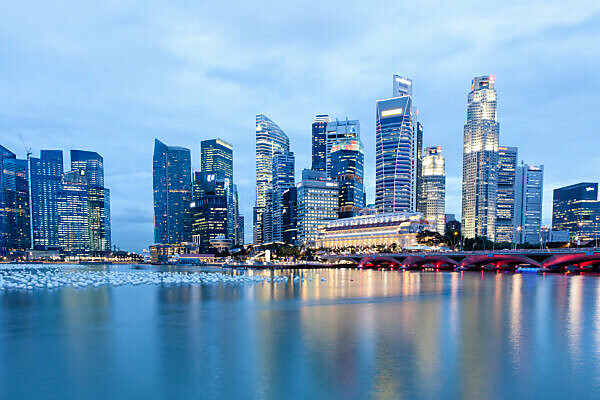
30,150,63,250
296,170,338,246
311,114,330,172
70,150,104,187
376,75,416,213
462,75,499,240
514,164,543,244
57,170,89,254
319,212,429,250
552,182,600,243
331,139,365,219
254,114,290,244
153,139,192,245
495,146,518,242
325,118,359,177
420,146,445,234
190,172,229,252
268,150,295,242
0,145,31,254
282,187,297,245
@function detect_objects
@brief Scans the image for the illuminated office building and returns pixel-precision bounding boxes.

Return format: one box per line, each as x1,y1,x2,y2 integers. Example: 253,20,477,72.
267,150,295,242
311,114,330,172
57,170,89,254
514,164,543,244
153,139,192,245
420,146,445,234
495,146,518,242
30,150,63,250
325,118,359,177
552,183,599,243
254,114,290,244
282,187,297,245
415,121,424,215
191,171,229,252
296,169,338,246
330,139,364,218
70,150,104,187
0,145,31,254
462,75,499,240
376,75,416,213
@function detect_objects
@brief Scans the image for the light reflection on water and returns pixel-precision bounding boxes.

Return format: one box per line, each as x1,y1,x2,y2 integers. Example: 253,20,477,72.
1,265,600,399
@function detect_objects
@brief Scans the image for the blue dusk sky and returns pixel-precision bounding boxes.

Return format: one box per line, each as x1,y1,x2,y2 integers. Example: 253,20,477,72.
1,1,599,252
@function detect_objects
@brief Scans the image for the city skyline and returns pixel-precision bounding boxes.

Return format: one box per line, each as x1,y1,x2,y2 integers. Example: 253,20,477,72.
2,1,599,251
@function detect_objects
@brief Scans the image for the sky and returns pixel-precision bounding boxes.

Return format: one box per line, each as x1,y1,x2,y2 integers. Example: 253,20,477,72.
1,1,599,252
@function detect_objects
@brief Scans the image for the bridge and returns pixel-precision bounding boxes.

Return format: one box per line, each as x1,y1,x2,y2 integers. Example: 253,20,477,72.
322,248,600,272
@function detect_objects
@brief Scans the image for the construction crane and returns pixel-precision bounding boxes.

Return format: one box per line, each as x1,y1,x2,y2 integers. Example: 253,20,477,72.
18,134,32,160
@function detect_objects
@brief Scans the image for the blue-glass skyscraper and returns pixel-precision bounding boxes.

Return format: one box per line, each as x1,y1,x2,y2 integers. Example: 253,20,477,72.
311,114,329,172
30,150,63,250
71,150,104,187
325,118,359,177
375,75,416,213
254,114,290,244
57,170,89,254
191,171,229,251
0,145,31,254
268,149,295,242
153,139,192,245
552,183,599,243
331,139,364,218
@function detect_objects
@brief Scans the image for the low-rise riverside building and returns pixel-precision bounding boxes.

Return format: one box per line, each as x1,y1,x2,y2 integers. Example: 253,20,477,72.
318,212,430,250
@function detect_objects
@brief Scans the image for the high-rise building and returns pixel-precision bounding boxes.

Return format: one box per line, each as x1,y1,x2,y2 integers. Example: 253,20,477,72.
514,164,543,244
201,138,235,241
325,118,359,177
153,139,192,245
57,170,89,254
30,150,63,250
415,121,424,215
330,139,364,218
462,75,499,240
190,172,229,252
268,150,295,242
0,145,31,254
237,215,245,245
296,169,338,246
282,187,298,245
552,183,599,243
495,146,518,242
376,75,416,213
311,114,330,172
420,146,445,234
200,139,233,181
70,150,104,187
254,114,290,244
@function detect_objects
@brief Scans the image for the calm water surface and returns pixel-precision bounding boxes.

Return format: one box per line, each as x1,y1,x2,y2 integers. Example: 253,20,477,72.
2,265,600,399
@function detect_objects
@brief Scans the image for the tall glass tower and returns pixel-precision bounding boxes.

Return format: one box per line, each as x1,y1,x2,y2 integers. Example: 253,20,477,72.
375,75,416,213
311,114,330,172
30,150,63,250
57,170,89,254
515,164,543,244
153,139,192,245
331,139,364,218
268,150,295,242
421,146,446,234
70,150,104,187
325,118,359,177
0,145,31,254
462,75,499,240
496,146,518,242
254,114,290,244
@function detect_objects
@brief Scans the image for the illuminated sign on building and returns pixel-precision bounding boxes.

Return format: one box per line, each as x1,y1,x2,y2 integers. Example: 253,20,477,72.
381,108,403,117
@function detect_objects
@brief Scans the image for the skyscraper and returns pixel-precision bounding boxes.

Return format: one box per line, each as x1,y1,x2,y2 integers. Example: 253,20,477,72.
30,150,63,250
296,169,338,246
201,139,233,182
514,164,543,244
0,145,31,254
415,121,424,215
70,150,104,187
495,146,518,242
325,118,359,177
376,75,416,213
268,149,295,242
153,139,192,245
282,187,298,245
462,75,499,240
421,146,445,234
552,183,600,243
190,172,229,251
201,138,235,241
330,139,364,218
254,114,290,244
311,114,330,172
57,170,89,254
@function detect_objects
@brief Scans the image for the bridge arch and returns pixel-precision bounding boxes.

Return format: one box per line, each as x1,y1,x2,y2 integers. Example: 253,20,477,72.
460,254,540,270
